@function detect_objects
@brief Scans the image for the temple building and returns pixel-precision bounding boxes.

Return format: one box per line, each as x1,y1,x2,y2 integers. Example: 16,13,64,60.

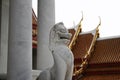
32,11,120,80
0,0,120,80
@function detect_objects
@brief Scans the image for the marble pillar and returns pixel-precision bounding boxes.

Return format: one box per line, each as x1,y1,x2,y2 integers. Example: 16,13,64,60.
0,0,2,55
0,0,9,75
37,0,55,70
0,0,1,33
7,0,32,80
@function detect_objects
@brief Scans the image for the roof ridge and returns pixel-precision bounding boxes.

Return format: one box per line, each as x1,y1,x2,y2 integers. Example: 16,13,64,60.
97,35,120,40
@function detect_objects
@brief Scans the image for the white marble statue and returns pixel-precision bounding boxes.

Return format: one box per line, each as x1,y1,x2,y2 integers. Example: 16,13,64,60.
37,22,74,80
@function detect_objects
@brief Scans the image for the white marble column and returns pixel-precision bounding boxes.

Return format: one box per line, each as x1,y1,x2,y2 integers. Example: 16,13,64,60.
0,0,9,75
7,0,32,80
37,0,55,70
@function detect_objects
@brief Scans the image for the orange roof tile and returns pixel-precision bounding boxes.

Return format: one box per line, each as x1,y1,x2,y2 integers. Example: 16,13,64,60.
69,29,94,65
88,37,120,67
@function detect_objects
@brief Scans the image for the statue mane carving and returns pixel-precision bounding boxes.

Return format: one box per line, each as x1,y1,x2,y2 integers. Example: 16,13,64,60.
37,22,74,80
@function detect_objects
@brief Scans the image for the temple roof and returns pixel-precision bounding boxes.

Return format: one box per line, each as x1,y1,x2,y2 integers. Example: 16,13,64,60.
32,10,37,48
32,9,37,26
69,29,120,77
69,29,94,64
90,37,120,65
69,29,120,65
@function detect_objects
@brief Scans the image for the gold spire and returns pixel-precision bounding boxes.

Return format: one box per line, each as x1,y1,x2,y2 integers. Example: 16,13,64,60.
72,16,101,79
68,12,83,49
96,16,101,38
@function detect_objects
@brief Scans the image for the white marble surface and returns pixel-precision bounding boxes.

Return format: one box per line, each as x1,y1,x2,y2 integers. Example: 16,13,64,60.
37,0,55,70
0,0,9,74
0,70,42,80
32,70,42,80
7,0,32,80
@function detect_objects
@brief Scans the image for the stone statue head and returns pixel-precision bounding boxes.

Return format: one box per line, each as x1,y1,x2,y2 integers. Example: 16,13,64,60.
49,22,72,51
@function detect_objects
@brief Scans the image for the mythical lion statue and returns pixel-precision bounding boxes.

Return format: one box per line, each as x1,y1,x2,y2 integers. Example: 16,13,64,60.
37,22,74,80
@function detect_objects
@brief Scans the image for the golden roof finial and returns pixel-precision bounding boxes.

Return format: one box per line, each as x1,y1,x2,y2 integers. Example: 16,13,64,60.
96,16,101,30
96,16,101,37
68,11,83,49
72,16,101,78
